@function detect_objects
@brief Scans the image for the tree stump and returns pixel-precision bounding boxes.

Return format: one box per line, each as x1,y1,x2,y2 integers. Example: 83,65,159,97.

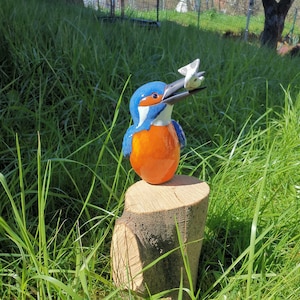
111,175,209,298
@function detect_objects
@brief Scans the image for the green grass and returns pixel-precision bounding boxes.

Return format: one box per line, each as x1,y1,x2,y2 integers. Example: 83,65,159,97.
128,8,300,39
0,0,300,299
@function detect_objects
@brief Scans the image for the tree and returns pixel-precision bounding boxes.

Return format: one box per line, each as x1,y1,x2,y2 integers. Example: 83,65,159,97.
260,0,295,48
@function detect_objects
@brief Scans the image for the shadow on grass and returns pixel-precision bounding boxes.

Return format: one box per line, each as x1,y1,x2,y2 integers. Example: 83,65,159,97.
197,216,253,294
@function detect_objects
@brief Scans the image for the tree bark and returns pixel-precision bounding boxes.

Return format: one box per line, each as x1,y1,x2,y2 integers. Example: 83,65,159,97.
261,0,294,48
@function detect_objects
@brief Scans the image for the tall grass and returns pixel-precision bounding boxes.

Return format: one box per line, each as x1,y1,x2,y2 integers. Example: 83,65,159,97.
0,0,300,298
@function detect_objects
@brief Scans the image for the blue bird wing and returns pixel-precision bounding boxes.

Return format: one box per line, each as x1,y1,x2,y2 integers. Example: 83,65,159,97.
172,120,186,149
122,126,135,158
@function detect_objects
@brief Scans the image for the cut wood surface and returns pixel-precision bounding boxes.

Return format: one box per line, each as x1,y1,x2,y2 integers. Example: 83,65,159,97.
111,175,210,298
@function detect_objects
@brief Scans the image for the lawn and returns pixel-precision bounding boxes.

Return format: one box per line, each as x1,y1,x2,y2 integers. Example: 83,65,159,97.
0,0,299,299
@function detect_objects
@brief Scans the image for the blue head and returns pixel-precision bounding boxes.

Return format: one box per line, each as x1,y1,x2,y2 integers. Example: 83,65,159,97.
122,81,168,157
129,81,167,131
122,76,206,157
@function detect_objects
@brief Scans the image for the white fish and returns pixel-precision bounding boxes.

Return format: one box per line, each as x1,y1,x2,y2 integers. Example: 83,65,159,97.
178,58,205,90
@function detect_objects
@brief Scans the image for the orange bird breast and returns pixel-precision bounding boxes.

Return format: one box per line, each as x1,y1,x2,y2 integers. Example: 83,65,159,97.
130,123,180,184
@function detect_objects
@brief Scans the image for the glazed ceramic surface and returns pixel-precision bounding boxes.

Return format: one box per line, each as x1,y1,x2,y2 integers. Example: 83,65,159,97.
122,59,205,184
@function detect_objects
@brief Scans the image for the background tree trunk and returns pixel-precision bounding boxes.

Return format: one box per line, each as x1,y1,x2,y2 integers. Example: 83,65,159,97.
260,0,295,48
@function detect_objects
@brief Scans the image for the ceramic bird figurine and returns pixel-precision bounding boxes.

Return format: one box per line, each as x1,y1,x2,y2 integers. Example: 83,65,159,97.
122,59,205,184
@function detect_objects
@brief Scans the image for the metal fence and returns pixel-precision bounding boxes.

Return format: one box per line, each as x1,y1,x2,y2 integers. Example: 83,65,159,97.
83,0,264,14
83,0,300,28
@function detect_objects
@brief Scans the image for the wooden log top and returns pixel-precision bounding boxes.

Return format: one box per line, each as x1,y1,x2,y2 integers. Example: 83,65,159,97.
124,175,210,213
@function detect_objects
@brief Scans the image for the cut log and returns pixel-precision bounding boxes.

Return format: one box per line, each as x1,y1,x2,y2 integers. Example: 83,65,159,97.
111,175,209,298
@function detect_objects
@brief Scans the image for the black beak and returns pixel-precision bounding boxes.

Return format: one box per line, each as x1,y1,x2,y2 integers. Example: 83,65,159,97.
162,71,206,105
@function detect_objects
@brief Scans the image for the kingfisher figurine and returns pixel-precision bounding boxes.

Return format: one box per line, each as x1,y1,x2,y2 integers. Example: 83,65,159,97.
122,59,205,184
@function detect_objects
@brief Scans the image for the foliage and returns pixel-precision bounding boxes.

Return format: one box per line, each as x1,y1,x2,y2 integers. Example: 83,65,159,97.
0,0,300,298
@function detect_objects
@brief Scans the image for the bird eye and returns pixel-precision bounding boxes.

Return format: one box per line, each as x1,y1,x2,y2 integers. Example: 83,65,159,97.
139,93,163,106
